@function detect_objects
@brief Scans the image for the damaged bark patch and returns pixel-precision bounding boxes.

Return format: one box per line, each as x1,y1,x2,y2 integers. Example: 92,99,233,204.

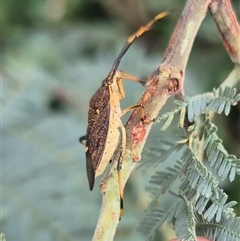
168,78,180,93
131,121,147,148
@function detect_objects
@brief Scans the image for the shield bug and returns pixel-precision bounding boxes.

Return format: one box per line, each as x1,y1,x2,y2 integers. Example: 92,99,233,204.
80,11,168,217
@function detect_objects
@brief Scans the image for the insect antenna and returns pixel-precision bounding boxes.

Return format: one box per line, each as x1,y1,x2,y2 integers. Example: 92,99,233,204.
108,11,169,82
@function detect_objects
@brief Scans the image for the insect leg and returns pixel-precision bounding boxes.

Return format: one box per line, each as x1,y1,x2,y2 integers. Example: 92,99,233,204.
122,104,153,124
115,109,151,220
117,70,146,86
114,74,144,100
117,123,127,219
117,104,154,219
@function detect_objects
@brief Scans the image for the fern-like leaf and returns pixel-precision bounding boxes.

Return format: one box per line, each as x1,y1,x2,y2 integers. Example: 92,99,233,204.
185,87,240,122
187,94,212,122
136,206,168,239
207,86,240,115
147,160,183,194
161,114,174,131
173,194,197,241
203,121,240,182
196,213,240,241
139,141,183,170
180,156,237,223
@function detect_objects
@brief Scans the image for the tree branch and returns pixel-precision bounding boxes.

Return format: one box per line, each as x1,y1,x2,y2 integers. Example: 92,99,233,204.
209,0,240,64
220,64,240,89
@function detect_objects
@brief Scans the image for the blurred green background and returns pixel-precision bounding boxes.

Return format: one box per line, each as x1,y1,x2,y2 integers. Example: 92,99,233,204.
2,0,240,240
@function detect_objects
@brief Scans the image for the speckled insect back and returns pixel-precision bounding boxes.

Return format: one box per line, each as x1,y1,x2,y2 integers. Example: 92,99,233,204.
79,11,169,219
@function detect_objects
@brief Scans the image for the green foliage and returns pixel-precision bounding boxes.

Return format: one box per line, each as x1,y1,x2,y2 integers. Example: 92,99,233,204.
137,86,240,241
138,141,183,170
196,213,240,241
157,86,240,130
203,120,240,182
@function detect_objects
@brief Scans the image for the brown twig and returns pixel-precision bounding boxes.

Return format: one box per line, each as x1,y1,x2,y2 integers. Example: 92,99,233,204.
209,0,240,64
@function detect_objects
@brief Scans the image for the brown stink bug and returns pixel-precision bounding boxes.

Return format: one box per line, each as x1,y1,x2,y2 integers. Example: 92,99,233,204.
79,11,168,218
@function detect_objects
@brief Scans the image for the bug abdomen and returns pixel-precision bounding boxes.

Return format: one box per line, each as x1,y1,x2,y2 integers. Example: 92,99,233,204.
95,128,120,177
